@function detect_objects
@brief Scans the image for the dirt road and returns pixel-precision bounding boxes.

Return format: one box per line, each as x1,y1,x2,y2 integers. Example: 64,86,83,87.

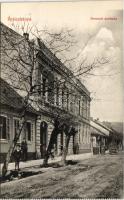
1,153,123,199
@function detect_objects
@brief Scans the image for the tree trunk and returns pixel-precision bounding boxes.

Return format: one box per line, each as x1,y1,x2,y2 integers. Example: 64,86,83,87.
61,135,70,165
43,128,58,166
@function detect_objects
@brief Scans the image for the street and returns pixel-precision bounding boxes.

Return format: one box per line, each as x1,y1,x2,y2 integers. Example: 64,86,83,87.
1,152,123,199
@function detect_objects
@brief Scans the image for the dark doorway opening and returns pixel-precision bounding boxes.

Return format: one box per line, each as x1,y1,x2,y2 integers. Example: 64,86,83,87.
40,121,48,158
60,132,64,155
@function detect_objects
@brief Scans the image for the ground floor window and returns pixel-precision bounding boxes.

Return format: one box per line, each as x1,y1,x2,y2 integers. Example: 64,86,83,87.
0,116,7,139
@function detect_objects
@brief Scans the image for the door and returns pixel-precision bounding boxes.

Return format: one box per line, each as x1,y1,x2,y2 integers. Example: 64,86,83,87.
40,121,48,158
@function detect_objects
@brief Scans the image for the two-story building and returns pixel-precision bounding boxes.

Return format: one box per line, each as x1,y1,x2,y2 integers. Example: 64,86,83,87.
33,38,91,158
1,22,91,160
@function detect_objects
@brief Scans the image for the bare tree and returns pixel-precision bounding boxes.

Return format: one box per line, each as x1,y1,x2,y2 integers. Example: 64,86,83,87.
1,22,111,174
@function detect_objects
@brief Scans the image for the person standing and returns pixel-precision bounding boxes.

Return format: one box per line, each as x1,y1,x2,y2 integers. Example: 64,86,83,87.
21,139,28,161
40,144,46,158
13,145,22,171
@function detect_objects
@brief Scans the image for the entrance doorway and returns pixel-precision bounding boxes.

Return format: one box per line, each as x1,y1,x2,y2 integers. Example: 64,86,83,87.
73,132,79,154
60,132,64,155
40,121,48,158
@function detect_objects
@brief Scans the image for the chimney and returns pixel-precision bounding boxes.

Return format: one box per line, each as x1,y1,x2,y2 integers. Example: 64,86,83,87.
23,33,29,41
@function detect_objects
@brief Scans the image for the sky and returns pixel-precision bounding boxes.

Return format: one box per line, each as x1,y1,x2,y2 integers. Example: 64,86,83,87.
1,1,123,122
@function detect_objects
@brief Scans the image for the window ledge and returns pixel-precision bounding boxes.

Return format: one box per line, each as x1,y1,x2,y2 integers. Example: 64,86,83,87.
0,139,8,144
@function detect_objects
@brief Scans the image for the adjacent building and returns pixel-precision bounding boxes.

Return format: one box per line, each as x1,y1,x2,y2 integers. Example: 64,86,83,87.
0,78,38,162
90,119,109,154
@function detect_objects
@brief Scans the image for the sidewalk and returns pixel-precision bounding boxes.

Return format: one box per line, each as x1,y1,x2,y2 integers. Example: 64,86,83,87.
0,153,93,173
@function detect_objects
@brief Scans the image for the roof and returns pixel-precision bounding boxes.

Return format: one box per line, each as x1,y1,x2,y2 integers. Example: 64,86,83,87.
1,22,90,100
37,38,90,98
0,78,39,115
93,119,112,133
90,120,110,137
102,121,123,134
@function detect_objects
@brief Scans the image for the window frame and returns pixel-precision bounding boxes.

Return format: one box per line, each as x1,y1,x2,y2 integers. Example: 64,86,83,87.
25,120,33,143
0,114,7,140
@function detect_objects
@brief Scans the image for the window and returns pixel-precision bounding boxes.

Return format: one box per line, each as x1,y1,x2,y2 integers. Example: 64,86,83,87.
84,97,87,118
72,94,75,113
58,88,62,107
7,118,10,140
78,126,81,143
63,89,67,110
70,101,73,112
26,122,31,141
67,91,69,111
42,77,46,96
82,97,85,117
38,73,43,95
87,101,90,119
74,96,78,115
56,86,59,106
0,116,7,139
86,100,89,119
84,124,86,143
14,119,20,141
86,126,88,143
42,77,48,101
82,124,84,143
48,80,54,104
78,99,81,115
62,89,64,107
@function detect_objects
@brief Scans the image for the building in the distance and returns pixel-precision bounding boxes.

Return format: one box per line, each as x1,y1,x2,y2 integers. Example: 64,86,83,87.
90,118,123,154
90,119,109,154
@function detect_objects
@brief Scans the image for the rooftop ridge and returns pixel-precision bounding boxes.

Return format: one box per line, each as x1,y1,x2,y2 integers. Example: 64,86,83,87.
1,22,90,97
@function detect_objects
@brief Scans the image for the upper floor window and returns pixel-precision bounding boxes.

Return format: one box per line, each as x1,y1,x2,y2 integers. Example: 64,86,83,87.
83,96,87,118
78,125,81,143
75,97,79,115
78,99,81,115
87,101,90,119
42,77,48,101
0,116,7,139
56,85,59,106
82,124,84,143
67,90,69,111
70,100,73,112
62,89,64,107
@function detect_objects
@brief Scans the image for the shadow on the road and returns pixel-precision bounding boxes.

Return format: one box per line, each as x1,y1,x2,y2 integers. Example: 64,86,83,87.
0,170,43,183
40,160,79,168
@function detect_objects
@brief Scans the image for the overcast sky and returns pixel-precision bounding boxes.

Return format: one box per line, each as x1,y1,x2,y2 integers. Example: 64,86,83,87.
1,1,123,122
